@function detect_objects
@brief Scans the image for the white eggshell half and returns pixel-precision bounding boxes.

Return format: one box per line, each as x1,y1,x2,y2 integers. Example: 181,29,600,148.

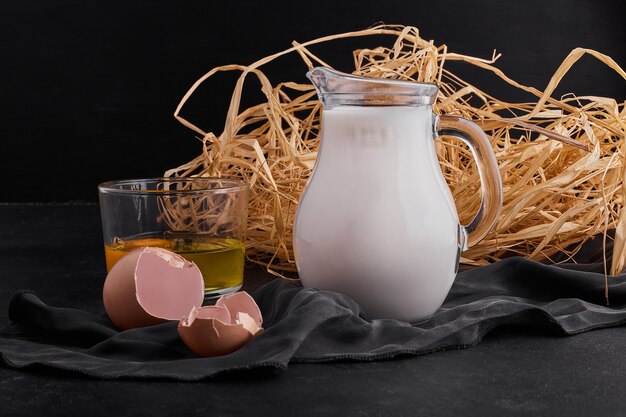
103,247,204,330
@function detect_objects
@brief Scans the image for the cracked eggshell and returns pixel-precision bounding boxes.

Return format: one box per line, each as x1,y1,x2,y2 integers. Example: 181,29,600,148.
103,247,204,330
178,292,263,357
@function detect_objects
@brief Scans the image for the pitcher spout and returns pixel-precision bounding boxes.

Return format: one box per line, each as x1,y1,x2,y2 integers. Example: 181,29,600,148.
306,67,334,95
306,66,438,107
306,67,345,102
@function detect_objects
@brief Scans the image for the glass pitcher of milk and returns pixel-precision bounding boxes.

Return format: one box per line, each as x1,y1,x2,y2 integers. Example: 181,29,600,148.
293,67,502,322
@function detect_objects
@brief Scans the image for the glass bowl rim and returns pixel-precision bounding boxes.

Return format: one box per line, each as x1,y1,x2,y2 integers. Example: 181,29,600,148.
98,177,248,195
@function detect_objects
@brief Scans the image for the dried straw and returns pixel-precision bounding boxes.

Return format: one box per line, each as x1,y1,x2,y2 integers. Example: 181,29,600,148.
165,25,626,276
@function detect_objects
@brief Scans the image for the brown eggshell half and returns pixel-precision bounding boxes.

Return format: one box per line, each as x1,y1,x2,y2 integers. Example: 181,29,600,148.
103,247,204,330
178,293,263,357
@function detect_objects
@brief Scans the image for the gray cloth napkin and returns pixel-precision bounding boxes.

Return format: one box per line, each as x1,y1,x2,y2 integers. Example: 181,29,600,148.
1,256,625,380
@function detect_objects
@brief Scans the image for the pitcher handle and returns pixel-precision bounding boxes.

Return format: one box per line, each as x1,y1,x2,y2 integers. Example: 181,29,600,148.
435,115,503,248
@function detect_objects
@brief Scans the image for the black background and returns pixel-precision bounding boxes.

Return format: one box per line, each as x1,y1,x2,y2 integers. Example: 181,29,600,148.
3,0,625,202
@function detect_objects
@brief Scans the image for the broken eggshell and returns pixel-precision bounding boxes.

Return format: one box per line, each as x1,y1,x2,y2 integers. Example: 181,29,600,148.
103,247,205,330
178,292,264,357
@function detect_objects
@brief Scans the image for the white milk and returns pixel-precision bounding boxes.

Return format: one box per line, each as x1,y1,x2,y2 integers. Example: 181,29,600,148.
293,106,462,322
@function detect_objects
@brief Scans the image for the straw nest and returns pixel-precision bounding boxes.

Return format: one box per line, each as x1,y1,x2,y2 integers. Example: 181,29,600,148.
166,25,626,277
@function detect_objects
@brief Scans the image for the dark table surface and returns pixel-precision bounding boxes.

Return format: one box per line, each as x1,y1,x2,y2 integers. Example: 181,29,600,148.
1,203,625,417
